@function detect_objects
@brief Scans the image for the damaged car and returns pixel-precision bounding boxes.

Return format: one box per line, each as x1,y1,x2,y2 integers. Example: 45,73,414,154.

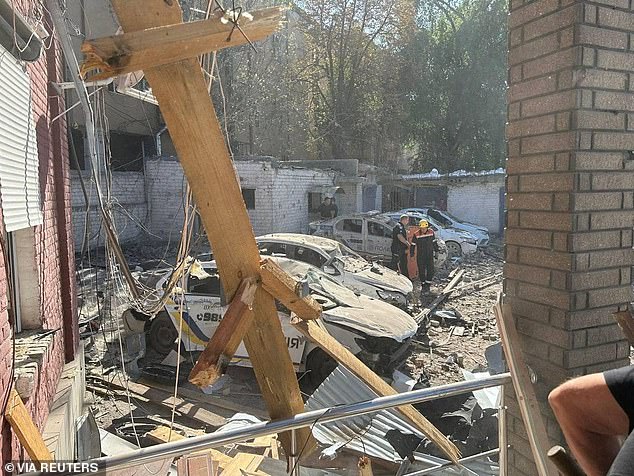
256,233,413,308
143,257,418,390
309,212,448,267
383,211,478,257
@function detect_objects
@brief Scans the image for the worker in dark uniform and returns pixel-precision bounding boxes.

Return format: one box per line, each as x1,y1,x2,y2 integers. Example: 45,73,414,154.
413,219,437,292
390,215,410,278
318,197,333,219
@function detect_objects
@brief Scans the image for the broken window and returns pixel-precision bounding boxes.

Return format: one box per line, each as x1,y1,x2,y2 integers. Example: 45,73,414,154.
338,219,362,234
368,221,391,238
242,188,256,210
187,271,221,296
108,132,155,171
294,246,326,268
308,192,322,212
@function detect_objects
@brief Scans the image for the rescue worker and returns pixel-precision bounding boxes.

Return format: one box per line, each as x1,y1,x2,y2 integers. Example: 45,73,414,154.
390,214,410,278
413,219,437,292
318,197,333,219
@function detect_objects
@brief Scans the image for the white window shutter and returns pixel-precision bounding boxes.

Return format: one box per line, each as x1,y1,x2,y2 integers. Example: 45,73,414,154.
0,46,42,232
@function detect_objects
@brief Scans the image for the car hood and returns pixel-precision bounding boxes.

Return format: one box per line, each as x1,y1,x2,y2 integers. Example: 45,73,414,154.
348,264,413,294
322,294,418,341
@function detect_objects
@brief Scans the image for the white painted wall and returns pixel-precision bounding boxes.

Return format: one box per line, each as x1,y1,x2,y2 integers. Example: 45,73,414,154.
143,158,335,239
446,180,503,233
71,171,148,249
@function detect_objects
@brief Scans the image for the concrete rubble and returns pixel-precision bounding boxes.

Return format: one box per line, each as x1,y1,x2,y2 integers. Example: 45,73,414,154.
75,237,505,474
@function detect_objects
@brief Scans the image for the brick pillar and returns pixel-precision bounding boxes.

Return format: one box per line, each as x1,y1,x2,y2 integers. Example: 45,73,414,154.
506,0,634,473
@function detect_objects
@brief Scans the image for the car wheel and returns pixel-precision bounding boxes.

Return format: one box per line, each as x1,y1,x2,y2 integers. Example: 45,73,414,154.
445,241,463,258
301,348,338,396
148,312,178,356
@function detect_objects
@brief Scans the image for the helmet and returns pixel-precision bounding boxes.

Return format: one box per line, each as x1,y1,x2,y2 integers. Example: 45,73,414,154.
419,219,429,228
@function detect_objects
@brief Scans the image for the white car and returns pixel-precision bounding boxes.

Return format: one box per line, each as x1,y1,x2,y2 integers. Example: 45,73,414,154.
397,207,490,247
144,257,418,389
309,212,448,265
383,211,478,257
256,234,413,307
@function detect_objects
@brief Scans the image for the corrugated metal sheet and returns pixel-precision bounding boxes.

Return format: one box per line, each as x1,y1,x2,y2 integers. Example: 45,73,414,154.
0,44,42,232
305,366,498,475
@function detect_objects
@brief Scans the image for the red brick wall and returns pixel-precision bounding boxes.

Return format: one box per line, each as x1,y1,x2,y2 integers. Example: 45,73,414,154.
506,0,634,473
0,0,77,465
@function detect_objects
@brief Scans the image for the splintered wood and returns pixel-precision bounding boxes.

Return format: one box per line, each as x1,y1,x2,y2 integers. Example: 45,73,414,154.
189,278,258,387
110,0,311,455
259,258,322,320
4,389,53,464
494,301,555,476
81,7,285,80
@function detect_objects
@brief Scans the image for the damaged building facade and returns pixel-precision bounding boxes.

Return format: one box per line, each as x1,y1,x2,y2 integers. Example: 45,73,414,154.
0,0,81,466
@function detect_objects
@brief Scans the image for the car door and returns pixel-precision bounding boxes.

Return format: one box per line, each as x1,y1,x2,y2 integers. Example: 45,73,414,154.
332,218,364,253
182,268,224,352
366,219,393,257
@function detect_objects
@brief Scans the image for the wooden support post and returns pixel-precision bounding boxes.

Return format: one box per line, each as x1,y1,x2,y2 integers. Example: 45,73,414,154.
291,319,460,463
5,389,53,464
189,278,258,387
358,456,374,476
547,446,586,476
494,301,555,476
415,269,464,324
260,259,322,321
81,7,284,80
111,0,312,456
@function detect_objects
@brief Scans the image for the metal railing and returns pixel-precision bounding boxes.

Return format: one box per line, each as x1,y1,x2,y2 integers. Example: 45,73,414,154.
25,372,511,476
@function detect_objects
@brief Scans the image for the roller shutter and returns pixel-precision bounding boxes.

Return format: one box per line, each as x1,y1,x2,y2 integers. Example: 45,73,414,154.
0,45,42,231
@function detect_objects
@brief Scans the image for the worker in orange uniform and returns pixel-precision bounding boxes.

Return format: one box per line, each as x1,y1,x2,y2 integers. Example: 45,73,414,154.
412,219,437,293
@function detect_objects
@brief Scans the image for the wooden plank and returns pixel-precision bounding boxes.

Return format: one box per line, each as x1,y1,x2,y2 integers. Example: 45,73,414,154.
177,453,220,476
81,7,284,80
132,376,268,419
291,319,460,463
614,308,634,346
494,302,554,476
189,278,258,387
91,375,227,427
147,426,233,470
547,446,586,476
260,259,321,321
358,456,374,476
111,0,312,456
415,269,464,324
5,389,53,463
221,453,267,476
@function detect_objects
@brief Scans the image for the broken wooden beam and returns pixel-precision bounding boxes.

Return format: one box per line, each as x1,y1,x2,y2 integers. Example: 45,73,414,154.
291,319,460,463
547,446,586,476
81,7,285,80
260,258,322,320
494,301,555,476
415,269,464,324
111,0,312,457
189,278,258,387
5,389,53,464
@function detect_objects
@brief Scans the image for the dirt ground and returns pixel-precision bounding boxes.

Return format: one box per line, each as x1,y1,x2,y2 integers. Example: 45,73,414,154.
408,246,503,387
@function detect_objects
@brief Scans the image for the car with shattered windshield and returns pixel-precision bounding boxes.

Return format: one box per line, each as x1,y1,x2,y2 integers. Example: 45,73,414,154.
309,212,448,266
382,211,478,257
256,233,413,308
397,207,490,247
144,257,418,390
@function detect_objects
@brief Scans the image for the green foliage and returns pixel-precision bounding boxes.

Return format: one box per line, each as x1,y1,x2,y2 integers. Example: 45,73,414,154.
405,0,507,172
210,0,507,171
